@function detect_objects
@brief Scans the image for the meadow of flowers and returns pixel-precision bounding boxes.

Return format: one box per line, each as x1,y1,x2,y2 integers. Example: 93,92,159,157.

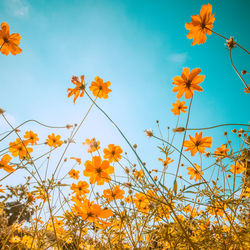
0,3,249,249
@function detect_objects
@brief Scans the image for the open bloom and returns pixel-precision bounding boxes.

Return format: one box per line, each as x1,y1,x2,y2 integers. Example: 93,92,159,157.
0,154,15,173
46,133,63,148
83,138,100,153
71,181,89,195
133,169,144,179
73,199,113,224
185,4,215,45
68,169,80,180
103,185,125,201
0,22,22,55
172,68,204,99
84,156,114,185
67,75,85,103
214,144,229,158
187,163,204,182
89,76,112,99
171,100,187,115
103,144,123,162
133,193,149,213
9,138,33,159
183,132,212,156
229,162,245,174
24,131,39,145
158,157,174,168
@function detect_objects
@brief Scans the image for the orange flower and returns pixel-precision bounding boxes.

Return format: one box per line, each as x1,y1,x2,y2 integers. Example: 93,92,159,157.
133,193,149,212
183,132,212,156
244,84,250,93
83,138,100,153
103,185,125,201
46,133,63,148
70,157,82,165
0,22,22,55
103,144,123,162
214,144,229,158
35,188,50,202
0,185,5,193
229,162,245,174
24,131,39,145
171,100,187,115
185,4,215,45
67,75,85,103
187,163,204,182
158,157,174,168
89,76,112,99
0,154,15,173
133,169,144,179
83,156,114,185
73,198,113,224
68,169,80,180
172,68,204,99
71,181,89,195
9,138,33,159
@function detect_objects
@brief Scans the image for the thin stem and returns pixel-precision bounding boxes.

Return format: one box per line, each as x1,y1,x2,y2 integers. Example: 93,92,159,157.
229,49,249,89
174,96,193,181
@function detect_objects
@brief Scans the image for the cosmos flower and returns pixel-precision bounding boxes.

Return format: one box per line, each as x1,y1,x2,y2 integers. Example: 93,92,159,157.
185,4,215,45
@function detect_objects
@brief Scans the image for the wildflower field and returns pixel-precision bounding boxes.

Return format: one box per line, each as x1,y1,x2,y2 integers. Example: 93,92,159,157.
0,1,249,249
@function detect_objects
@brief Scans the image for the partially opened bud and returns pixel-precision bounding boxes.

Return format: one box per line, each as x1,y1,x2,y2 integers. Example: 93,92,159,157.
173,127,185,133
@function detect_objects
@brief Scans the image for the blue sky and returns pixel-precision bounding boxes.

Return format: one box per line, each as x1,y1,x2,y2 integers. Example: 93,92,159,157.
0,0,249,191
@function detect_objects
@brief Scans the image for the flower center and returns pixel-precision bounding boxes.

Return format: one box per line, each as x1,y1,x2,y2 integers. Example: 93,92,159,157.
186,80,192,88
96,168,102,174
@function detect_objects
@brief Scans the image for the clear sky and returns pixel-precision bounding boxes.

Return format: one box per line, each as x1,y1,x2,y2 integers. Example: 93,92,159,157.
0,0,249,189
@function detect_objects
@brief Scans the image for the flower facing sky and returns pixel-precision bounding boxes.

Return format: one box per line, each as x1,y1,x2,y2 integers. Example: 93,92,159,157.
83,156,114,185
183,132,212,156
171,100,187,115
185,4,215,45
67,75,85,103
103,144,123,162
0,22,22,55
172,68,204,99
89,76,112,99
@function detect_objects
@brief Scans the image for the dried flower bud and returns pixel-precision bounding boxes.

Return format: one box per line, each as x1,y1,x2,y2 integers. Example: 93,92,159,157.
133,144,137,149
225,37,236,49
0,108,5,115
156,120,159,124
232,129,237,133
120,201,124,206
124,167,130,174
66,124,73,129
180,163,184,167
205,152,211,157
224,132,228,136
153,176,158,181
227,174,231,178
125,182,132,188
173,127,185,133
241,70,247,75
128,189,133,194
64,158,67,162
152,169,158,172
238,129,244,134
